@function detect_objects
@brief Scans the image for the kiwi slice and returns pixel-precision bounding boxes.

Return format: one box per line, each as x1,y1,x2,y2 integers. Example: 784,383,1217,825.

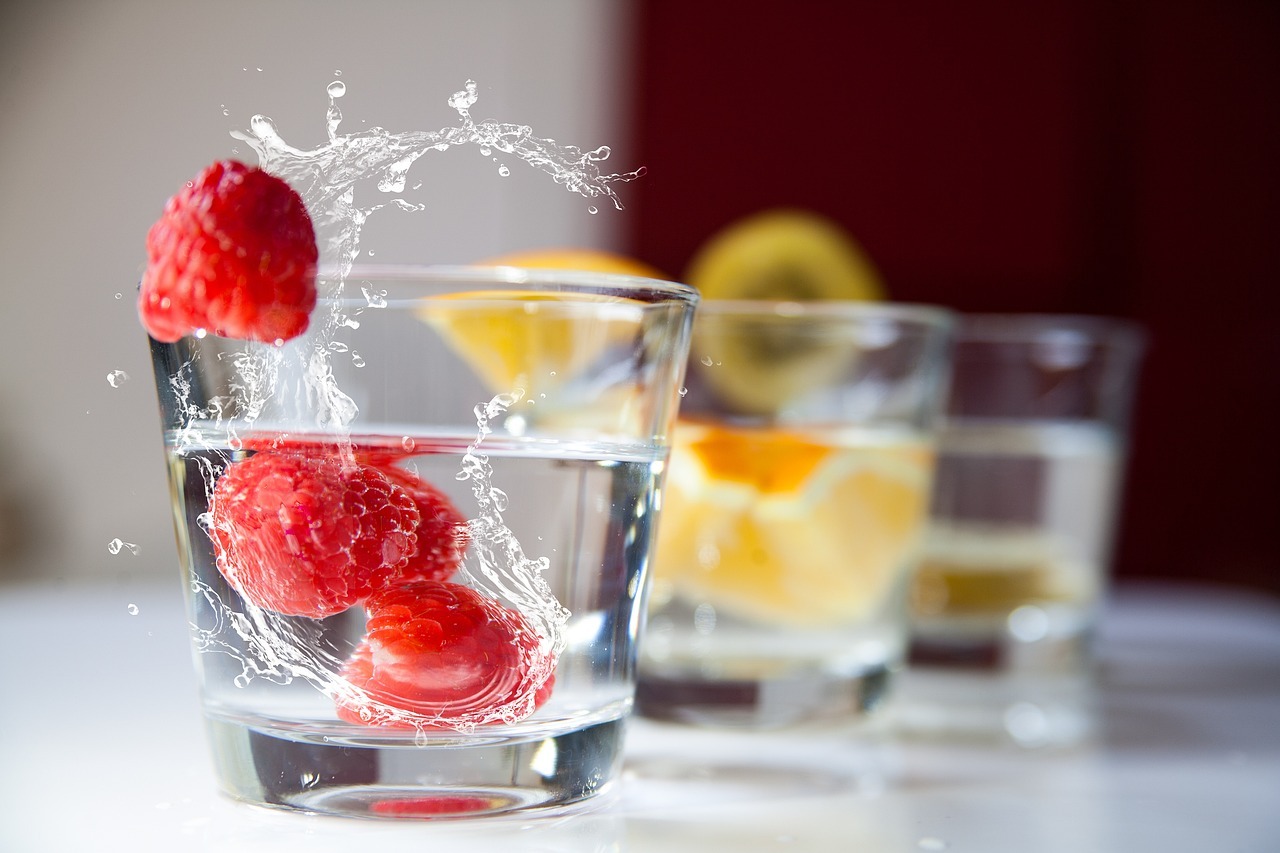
684,210,884,414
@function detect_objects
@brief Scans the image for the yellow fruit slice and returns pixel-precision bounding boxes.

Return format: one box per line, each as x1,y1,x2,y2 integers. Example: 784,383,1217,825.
481,247,668,280
683,210,884,414
653,421,932,627
686,209,884,302
416,290,644,399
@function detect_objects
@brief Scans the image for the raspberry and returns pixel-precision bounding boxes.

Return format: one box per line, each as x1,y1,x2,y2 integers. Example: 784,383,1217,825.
375,464,468,584
209,451,420,618
336,580,554,725
139,160,318,344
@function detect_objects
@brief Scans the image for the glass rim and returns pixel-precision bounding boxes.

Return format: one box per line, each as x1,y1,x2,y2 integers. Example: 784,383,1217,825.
322,263,700,304
954,312,1145,350
691,298,953,329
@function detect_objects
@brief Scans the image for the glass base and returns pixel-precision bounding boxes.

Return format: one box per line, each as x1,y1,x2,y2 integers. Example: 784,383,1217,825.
896,615,1098,748
205,715,626,819
634,663,894,729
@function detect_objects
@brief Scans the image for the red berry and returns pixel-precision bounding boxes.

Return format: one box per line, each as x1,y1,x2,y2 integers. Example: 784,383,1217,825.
139,160,318,344
375,465,468,583
336,580,554,725
209,451,420,618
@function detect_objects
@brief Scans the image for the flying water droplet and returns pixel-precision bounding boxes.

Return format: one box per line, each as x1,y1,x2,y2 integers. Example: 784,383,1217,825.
678,386,688,397
127,603,139,616
106,369,129,388
497,164,510,177
401,436,416,452
587,205,598,215
700,356,714,366
221,105,229,116
114,292,123,300
327,80,347,98
108,538,140,556
351,352,365,368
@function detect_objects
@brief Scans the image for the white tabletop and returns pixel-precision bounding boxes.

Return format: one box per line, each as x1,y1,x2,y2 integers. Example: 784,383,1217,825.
2,577,1277,852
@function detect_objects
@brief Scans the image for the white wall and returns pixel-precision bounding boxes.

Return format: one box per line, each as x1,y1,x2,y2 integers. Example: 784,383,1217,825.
0,0,638,582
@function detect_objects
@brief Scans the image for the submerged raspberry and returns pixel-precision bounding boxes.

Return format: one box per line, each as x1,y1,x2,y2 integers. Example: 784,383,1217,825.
139,160,318,343
336,580,554,726
375,464,469,584
209,451,419,618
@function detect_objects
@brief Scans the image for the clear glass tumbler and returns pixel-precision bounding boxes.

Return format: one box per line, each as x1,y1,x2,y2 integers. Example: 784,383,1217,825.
635,300,953,728
903,313,1145,745
147,265,697,817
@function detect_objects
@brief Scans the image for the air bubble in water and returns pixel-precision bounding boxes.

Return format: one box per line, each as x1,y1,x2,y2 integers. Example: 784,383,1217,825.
106,370,129,387
327,80,347,98
127,604,139,616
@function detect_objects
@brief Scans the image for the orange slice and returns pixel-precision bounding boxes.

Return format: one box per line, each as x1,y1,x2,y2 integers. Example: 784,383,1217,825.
416,290,645,400
652,421,933,626
481,248,667,280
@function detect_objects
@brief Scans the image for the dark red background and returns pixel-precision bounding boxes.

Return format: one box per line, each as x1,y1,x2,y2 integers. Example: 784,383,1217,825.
624,0,1280,595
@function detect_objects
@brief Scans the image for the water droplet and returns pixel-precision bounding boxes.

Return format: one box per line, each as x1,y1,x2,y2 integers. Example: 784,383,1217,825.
333,69,342,77
351,352,365,368
497,164,510,177
221,105,229,116
300,771,320,789
127,603,139,616
479,146,492,157
401,436,416,452
700,356,714,366
678,386,688,397
114,292,123,300
587,205,598,215
327,80,347,98
108,538,140,556
106,369,129,388
255,67,263,72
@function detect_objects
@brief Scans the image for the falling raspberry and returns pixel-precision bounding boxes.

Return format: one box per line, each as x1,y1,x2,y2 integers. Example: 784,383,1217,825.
138,160,318,343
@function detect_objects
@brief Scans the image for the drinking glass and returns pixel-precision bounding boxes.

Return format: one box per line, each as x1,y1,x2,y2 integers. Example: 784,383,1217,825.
147,265,696,817
902,314,1145,745
635,300,953,727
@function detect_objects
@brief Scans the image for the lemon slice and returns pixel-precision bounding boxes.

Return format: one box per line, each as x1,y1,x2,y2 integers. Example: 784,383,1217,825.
481,247,667,280
684,210,884,414
653,421,932,627
416,290,644,399
686,209,884,302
